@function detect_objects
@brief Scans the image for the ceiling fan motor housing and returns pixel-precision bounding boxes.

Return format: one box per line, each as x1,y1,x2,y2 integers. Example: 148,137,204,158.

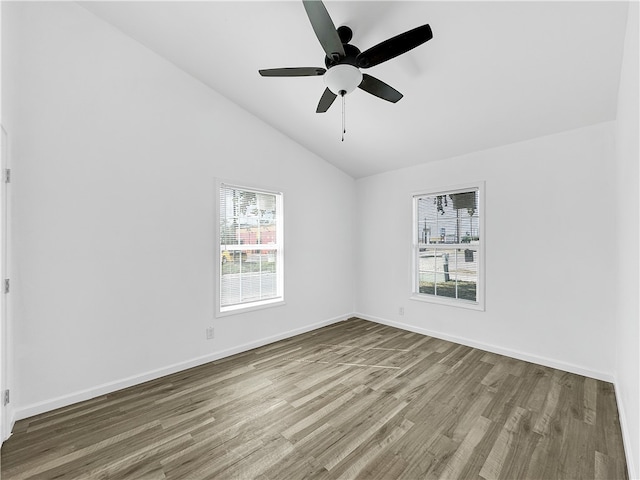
324,41,361,68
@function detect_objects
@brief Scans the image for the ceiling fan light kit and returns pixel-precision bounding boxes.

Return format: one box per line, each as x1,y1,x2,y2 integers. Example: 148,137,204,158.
324,64,362,96
259,0,433,139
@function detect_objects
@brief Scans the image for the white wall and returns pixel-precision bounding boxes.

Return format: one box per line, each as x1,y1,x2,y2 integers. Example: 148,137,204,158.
0,1,6,441
355,122,618,380
1,2,355,418
614,2,639,478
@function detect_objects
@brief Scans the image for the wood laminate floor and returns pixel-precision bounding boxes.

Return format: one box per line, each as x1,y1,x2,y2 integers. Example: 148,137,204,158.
0,318,628,479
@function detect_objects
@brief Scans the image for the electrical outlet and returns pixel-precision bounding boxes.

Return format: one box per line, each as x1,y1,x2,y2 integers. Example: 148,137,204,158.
399,307,404,316
206,327,214,340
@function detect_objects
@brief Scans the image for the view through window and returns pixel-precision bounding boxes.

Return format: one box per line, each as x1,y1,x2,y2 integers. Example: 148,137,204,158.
413,185,483,308
219,183,283,313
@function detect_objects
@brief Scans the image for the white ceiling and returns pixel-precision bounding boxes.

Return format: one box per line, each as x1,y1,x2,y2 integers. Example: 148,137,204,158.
80,1,629,179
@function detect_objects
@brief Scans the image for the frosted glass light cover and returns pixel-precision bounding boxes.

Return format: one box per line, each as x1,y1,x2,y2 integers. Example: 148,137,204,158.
323,64,363,95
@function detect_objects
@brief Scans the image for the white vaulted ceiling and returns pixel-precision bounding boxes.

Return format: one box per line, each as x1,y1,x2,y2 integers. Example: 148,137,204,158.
80,1,629,178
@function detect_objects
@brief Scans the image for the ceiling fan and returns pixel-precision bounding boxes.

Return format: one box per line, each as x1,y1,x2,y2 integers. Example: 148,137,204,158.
259,0,433,114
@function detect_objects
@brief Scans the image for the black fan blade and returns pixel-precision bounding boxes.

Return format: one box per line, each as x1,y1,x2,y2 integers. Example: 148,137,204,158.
358,74,403,103
357,24,432,68
316,88,337,113
302,0,345,60
259,67,326,77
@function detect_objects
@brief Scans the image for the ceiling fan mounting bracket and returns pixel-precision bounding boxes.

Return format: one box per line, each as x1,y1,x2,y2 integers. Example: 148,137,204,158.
337,25,353,44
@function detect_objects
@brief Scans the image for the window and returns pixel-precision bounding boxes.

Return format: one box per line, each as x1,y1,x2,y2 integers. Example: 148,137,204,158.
412,183,484,310
218,183,283,314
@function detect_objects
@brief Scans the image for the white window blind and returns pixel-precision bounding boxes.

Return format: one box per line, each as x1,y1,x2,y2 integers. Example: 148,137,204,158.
413,185,483,309
219,183,283,313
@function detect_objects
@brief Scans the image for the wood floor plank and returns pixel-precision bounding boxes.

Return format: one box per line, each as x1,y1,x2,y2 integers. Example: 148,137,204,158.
331,417,414,480
479,406,541,480
441,415,493,479
583,376,598,425
322,399,408,471
1,318,628,479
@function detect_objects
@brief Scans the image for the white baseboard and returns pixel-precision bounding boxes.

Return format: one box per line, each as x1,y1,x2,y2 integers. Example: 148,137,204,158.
355,312,615,383
613,379,638,480
14,314,349,422
1,404,14,445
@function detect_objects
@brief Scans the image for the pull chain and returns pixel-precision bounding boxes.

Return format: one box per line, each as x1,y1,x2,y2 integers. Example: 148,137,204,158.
340,90,346,142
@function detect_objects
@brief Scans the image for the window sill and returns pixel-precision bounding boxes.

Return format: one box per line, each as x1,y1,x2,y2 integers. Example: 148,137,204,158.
216,298,285,318
410,293,484,311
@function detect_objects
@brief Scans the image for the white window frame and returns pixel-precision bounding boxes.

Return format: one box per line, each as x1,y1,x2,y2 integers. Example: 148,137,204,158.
411,181,485,311
216,181,284,317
